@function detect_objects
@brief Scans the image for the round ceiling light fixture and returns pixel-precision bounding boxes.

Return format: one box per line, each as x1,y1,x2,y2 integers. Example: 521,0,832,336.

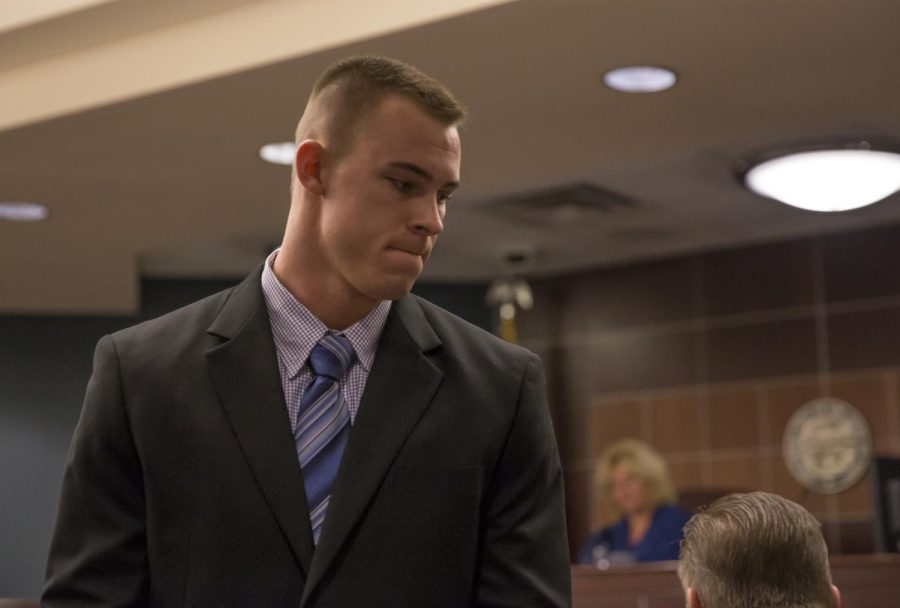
602,65,677,93
259,142,296,166
742,141,900,212
0,201,49,222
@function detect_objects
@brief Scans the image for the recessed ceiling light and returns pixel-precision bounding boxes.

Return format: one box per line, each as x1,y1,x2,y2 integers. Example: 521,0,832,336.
259,142,296,166
603,66,677,93
0,201,49,222
743,145,900,212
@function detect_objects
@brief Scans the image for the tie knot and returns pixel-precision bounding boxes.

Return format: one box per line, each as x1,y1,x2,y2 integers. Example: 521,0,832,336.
308,334,356,380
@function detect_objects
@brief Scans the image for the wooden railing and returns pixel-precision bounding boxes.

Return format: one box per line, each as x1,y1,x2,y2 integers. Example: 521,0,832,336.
572,553,900,608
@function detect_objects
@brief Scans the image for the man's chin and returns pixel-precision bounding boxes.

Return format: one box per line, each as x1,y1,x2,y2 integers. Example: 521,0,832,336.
367,276,418,302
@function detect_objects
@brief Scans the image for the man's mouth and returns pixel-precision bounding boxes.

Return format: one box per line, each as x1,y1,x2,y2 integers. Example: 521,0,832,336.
388,245,426,257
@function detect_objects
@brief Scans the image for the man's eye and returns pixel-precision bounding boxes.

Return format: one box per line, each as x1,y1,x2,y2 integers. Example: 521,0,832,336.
388,178,413,193
438,192,453,204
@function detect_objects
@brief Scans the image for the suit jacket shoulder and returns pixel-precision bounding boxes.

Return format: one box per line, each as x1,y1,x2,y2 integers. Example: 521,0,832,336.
109,282,238,359
404,293,541,368
107,267,269,377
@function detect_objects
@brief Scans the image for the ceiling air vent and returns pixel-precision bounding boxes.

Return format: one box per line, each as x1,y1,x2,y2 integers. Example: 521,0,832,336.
482,182,636,225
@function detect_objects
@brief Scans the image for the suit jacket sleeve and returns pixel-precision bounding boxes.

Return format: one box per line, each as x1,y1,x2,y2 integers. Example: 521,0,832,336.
43,335,150,607
474,353,571,607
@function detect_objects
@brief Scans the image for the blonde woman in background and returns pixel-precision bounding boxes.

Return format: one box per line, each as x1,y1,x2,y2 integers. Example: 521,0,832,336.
578,438,691,565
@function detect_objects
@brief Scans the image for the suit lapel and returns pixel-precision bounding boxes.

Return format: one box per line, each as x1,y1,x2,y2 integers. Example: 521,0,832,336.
205,268,315,577
302,296,443,603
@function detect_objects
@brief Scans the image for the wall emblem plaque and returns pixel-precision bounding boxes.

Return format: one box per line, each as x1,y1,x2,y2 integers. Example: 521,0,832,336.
783,397,873,494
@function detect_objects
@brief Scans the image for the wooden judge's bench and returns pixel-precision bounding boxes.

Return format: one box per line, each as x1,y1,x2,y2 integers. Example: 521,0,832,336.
572,554,900,607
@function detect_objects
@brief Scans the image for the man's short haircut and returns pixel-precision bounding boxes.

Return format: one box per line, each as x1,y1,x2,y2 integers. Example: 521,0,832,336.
678,492,835,608
595,438,677,515
296,55,467,161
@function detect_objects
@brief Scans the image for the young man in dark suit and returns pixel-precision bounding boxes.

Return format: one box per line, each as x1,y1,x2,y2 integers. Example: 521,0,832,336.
43,56,571,607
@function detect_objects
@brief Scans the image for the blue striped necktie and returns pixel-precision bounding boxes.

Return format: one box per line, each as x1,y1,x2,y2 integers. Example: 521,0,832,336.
296,333,356,544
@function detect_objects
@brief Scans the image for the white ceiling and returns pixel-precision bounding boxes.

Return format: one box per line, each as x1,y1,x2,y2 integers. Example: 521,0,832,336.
2,0,899,314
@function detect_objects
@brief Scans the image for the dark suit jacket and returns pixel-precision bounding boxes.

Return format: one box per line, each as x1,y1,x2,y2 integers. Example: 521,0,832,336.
43,268,571,607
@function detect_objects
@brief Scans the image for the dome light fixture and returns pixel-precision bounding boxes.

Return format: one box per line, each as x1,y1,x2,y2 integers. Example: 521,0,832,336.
602,66,677,93
0,201,49,222
259,142,296,166
742,141,900,212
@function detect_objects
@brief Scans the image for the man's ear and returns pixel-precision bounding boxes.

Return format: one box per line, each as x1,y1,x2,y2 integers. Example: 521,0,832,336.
686,587,703,608
832,584,841,608
295,139,326,196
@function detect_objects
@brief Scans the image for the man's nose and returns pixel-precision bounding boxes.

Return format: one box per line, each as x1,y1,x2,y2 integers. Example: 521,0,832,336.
411,196,444,236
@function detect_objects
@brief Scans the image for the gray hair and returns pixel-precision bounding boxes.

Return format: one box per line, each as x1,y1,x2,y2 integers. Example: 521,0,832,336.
677,492,834,608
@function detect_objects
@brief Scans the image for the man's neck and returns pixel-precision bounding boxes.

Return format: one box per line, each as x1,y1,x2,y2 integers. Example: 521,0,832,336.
272,246,378,330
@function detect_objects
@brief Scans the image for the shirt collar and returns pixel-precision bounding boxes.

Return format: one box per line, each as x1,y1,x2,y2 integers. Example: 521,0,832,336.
261,249,391,377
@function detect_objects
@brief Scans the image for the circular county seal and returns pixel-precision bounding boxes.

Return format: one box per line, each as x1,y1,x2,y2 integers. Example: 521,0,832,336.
782,398,873,494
